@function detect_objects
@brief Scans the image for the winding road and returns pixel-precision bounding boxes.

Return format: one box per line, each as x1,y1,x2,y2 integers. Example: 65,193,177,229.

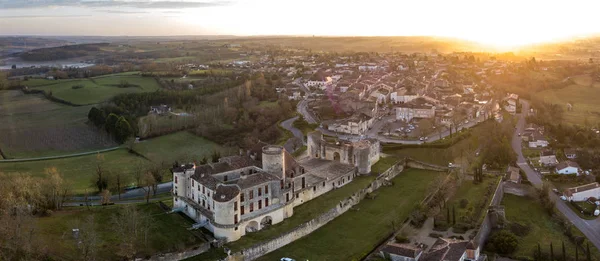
512,100,600,251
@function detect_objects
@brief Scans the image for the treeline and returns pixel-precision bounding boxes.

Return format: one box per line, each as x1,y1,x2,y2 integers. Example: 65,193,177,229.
88,107,134,144
20,43,109,61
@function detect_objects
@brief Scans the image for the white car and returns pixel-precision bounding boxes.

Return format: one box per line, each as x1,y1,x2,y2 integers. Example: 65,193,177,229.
560,196,567,201
419,137,424,141
281,258,296,261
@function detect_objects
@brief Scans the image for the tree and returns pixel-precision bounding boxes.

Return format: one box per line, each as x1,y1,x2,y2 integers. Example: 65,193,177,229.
562,241,566,261
587,242,591,261
105,113,120,134
44,167,71,210
550,242,554,261
114,117,133,144
452,205,456,225
93,154,109,192
576,242,579,261
111,205,153,259
488,230,518,255
100,189,111,205
211,150,221,163
114,171,122,200
0,71,7,90
141,172,156,204
78,216,99,261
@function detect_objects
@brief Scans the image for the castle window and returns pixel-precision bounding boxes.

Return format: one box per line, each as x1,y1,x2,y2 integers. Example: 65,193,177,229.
258,200,262,209
234,201,237,211
280,180,284,189
224,175,228,182
290,171,294,178
202,199,205,207
191,180,194,187
234,214,238,224
265,198,269,207
265,185,269,194
258,188,262,196
296,193,299,198
249,190,254,200
323,182,325,187
241,206,245,215
241,193,245,202
202,186,205,194
302,177,306,189
313,186,316,192
198,184,200,190
175,176,178,184
286,193,289,202
250,202,254,212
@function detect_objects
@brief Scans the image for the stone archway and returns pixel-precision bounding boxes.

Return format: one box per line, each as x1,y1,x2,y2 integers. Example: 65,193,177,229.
333,152,341,162
245,220,259,233
260,216,273,228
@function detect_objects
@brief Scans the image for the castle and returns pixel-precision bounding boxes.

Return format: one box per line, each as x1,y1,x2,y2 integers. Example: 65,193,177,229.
172,137,380,242
307,131,380,174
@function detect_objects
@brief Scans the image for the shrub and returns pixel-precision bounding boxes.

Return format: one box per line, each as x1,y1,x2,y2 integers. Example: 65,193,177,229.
487,230,518,255
71,84,84,89
429,233,442,238
410,210,427,228
508,222,531,237
395,235,409,243
459,199,469,209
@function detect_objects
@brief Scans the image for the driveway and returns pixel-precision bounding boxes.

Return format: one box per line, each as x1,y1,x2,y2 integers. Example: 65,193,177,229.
512,100,600,251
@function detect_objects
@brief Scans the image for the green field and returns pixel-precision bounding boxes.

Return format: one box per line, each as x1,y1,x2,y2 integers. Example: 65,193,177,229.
256,169,441,261
502,194,598,259
134,131,232,163
0,149,147,194
31,75,161,105
446,177,499,225
0,90,117,158
537,75,600,125
37,201,204,260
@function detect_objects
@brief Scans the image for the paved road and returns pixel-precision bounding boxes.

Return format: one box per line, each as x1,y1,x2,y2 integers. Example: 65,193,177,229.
512,100,600,251
68,182,172,202
281,116,305,144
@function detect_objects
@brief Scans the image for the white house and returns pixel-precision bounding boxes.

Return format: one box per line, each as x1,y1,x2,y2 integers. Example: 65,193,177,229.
564,182,600,202
395,98,436,122
528,132,548,148
556,160,581,175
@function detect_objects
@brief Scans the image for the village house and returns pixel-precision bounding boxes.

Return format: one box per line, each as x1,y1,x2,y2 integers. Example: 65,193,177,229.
379,243,424,261
149,104,171,115
326,113,374,135
507,166,521,184
539,150,558,166
564,182,600,202
527,131,548,148
564,148,578,159
391,87,419,104
556,160,581,175
503,93,518,114
395,98,436,122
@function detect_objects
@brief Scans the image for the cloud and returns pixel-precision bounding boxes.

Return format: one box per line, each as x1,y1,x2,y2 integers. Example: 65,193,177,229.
0,0,231,9
97,9,148,14
163,10,182,13
0,14,92,19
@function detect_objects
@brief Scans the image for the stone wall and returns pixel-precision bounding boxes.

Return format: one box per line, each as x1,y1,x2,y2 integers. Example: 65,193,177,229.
473,180,505,248
228,160,407,261
404,157,449,172
142,243,211,261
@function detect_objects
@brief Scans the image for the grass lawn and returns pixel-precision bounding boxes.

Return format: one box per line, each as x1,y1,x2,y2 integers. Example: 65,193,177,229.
31,75,161,105
385,135,479,166
36,200,204,260
537,75,600,125
0,149,149,194
502,194,599,259
292,116,319,136
371,155,400,174
256,169,441,261
134,131,232,163
447,177,499,225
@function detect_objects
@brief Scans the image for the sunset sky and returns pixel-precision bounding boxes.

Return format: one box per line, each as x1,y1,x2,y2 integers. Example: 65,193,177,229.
1,0,600,47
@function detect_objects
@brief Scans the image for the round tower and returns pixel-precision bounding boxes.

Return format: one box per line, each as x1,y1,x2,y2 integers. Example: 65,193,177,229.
262,145,284,177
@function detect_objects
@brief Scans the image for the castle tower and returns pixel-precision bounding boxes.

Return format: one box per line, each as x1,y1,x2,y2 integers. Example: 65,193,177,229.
262,145,284,179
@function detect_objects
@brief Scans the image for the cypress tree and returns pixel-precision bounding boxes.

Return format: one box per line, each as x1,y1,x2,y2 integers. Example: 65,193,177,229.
550,242,554,261
587,243,591,261
537,243,542,261
452,205,456,225
447,207,450,223
562,241,566,261
576,243,579,261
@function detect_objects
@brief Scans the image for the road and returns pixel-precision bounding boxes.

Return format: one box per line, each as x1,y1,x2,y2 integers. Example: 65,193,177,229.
512,100,600,251
68,182,172,202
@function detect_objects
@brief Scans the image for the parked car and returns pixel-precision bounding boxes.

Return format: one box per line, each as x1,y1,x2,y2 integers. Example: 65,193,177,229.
560,196,567,201
281,258,295,261
419,137,424,141
552,188,560,195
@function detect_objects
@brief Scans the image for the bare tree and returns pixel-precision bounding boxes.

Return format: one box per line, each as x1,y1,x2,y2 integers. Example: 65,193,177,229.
100,189,112,205
141,172,156,204
111,205,153,259
78,216,99,261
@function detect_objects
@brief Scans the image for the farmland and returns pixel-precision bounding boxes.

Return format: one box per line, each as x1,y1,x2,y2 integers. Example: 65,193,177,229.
0,90,117,158
0,149,147,194
30,74,161,105
537,75,600,125
133,131,232,163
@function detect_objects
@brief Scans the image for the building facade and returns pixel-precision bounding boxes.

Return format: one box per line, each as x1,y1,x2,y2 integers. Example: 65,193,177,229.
307,131,380,174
